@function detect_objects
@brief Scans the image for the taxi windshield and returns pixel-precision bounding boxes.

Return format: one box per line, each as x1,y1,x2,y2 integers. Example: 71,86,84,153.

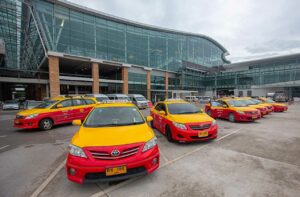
226,100,248,107
252,99,262,104
167,103,201,114
84,107,145,127
35,100,57,108
96,97,109,102
211,101,221,107
266,99,275,103
240,99,256,105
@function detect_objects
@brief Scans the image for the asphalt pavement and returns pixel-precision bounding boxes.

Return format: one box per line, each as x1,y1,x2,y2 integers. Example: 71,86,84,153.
0,104,300,197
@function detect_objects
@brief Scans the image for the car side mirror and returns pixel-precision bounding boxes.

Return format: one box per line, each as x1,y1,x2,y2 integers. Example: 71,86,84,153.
159,111,166,116
200,108,204,113
72,119,82,126
56,104,63,108
146,116,153,122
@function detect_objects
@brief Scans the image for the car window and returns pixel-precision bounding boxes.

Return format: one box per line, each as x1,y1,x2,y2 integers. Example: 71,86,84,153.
160,104,166,112
167,103,200,114
85,99,95,104
211,101,222,107
58,100,73,108
73,99,85,106
155,103,162,111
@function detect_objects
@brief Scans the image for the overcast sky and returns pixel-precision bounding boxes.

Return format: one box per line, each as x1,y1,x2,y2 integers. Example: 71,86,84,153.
68,0,300,62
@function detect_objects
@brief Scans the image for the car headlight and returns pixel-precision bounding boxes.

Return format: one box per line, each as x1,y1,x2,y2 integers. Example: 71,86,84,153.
172,122,187,130
236,110,245,114
69,144,87,158
25,114,39,119
212,120,217,126
142,137,157,152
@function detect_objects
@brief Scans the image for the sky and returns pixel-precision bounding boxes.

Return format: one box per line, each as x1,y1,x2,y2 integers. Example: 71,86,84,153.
68,0,300,63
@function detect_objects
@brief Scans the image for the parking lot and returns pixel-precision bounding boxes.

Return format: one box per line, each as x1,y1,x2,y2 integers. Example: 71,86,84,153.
1,103,300,197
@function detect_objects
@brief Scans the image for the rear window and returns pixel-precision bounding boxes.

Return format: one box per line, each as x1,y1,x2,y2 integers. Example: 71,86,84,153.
85,99,96,104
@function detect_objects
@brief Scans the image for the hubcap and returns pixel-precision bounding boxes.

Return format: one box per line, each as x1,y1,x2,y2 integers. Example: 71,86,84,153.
43,120,51,129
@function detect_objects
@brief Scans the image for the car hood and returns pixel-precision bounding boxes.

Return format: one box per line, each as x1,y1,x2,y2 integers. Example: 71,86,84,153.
248,104,266,109
72,123,155,147
272,103,287,107
17,108,46,116
232,106,258,112
169,113,214,124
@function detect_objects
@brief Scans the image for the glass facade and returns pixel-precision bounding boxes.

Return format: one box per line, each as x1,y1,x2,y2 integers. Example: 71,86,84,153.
33,0,227,72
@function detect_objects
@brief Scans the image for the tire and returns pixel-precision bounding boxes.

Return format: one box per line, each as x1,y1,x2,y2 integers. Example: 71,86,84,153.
206,110,212,117
165,125,174,142
229,113,235,122
39,118,53,130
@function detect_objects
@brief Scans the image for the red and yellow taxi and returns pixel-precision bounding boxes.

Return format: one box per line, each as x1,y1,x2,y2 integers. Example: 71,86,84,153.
235,97,269,117
66,101,159,184
150,99,218,142
205,98,261,122
259,97,288,112
250,98,274,113
14,96,96,130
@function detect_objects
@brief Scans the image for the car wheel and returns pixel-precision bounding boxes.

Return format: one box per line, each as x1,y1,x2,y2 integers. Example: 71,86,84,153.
229,113,235,122
206,110,212,117
39,118,53,130
165,125,174,142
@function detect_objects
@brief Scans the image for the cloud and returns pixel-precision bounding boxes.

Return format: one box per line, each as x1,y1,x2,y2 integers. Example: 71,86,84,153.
67,0,300,62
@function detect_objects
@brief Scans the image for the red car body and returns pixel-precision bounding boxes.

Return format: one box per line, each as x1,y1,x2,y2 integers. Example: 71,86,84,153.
205,100,261,122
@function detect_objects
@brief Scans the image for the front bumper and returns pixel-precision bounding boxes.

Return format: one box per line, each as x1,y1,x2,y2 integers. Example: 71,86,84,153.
171,124,218,142
66,146,160,184
274,106,288,112
235,113,260,122
14,117,39,129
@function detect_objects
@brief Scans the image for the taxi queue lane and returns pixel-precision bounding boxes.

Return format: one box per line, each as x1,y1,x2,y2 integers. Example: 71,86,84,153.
0,102,300,197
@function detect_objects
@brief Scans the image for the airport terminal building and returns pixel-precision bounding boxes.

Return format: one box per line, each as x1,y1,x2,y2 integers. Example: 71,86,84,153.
1,0,300,101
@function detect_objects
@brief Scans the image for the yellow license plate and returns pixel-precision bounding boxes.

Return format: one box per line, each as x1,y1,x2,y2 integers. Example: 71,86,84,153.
252,116,257,119
198,131,208,137
105,166,127,176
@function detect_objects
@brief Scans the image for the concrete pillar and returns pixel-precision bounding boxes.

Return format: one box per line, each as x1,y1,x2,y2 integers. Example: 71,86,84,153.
48,56,60,99
146,70,151,100
122,67,129,94
92,62,99,94
165,72,169,99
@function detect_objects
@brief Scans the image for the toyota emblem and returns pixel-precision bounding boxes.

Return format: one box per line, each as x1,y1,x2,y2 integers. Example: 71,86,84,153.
111,150,120,157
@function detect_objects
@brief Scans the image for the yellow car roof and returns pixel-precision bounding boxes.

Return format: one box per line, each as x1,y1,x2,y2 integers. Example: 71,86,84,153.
162,99,188,104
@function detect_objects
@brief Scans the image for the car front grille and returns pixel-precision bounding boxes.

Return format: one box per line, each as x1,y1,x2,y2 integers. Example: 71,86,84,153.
89,146,140,160
189,124,211,130
245,111,258,115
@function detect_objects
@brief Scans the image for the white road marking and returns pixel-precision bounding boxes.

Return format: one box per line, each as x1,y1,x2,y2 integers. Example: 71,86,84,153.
158,147,169,162
30,159,66,197
89,128,243,197
0,145,10,150
0,135,7,138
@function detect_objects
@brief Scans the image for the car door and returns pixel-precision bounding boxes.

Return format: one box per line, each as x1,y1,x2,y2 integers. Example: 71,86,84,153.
70,99,87,121
151,103,164,131
156,103,168,133
51,99,73,124
209,101,223,118
219,101,231,119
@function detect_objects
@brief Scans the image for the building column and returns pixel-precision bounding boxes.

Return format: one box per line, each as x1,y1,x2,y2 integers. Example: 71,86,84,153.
165,71,169,99
146,69,151,100
92,62,99,94
122,67,129,94
48,56,60,99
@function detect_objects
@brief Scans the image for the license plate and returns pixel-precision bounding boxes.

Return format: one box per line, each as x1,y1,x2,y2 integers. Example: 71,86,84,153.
252,116,257,119
105,166,127,176
198,131,208,137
